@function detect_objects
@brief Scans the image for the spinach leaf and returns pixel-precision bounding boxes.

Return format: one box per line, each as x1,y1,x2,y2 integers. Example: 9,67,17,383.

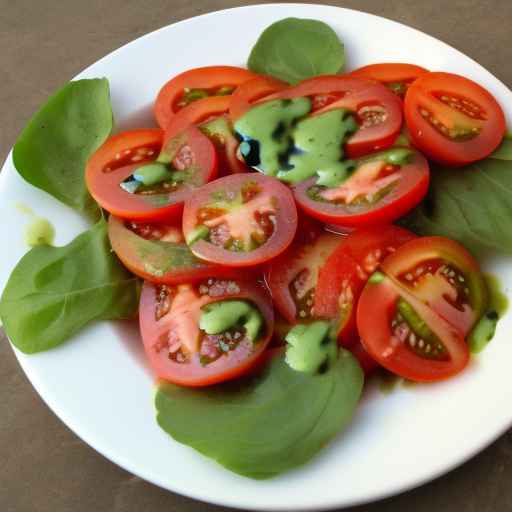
155,349,363,479
401,157,512,255
489,135,512,161
0,219,139,354
12,79,113,220
248,18,345,84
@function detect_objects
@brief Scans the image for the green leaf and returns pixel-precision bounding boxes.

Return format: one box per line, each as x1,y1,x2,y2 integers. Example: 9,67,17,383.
489,135,512,161
400,157,512,256
155,350,363,479
248,18,345,84
0,219,139,353
12,79,113,220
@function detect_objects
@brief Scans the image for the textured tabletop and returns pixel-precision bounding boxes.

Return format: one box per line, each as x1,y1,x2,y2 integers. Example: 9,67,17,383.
2,1,512,511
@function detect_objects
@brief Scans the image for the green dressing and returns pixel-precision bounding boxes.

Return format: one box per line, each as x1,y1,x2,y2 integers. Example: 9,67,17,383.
25,217,55,247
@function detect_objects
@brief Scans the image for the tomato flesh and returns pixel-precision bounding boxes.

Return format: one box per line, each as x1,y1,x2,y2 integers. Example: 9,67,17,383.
183,173,297,267
293,149,429,226
86,127,218,221
404,72,505,165
140,278,274,387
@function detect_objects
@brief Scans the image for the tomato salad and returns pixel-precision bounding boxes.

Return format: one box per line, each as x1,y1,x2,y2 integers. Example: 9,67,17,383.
4,17,509,481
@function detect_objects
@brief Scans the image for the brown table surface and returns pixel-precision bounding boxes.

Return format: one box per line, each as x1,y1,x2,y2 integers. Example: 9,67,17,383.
2,1,512,511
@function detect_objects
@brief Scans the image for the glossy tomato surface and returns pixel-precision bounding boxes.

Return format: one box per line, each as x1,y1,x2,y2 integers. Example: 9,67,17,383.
357,274,469,382
350,63,428,97
183,173,297,267
108,215,246,284
404,72,505,165
154,66,257,128
380,236,487,336
293,150,429,226
86,127,217,221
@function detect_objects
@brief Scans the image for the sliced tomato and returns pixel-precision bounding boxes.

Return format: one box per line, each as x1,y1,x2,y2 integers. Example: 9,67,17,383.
140,278,274,386
229,75,288,121
86,127,217,221
154,66,257,129
182,173,297,267
314,225,417,346
199,115,249,175
357,274,469,382
292,149,429,226
404,72,506,165
350,339,379,376
265,231,342,324
380,236,487,336
350,63,428,97
261,76,403,157
108,215,247,284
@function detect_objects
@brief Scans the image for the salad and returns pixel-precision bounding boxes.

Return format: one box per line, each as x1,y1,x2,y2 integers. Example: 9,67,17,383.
1,17,510,480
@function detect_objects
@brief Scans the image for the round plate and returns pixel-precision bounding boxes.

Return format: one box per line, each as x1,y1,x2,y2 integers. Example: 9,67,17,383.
1,4,511,510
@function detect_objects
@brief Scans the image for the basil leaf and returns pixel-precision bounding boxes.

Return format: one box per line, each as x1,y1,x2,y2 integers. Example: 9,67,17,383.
12,79,113,220
0,219,139,354
401,157,512,255
155,350,363,479
248,18,345,84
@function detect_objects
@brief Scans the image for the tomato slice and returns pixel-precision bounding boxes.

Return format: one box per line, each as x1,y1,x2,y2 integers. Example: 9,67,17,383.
229,75,288,121
261,76,403,157
350,63,428,97
350,339,379,376
108,215,246,284
292,149,429,226
380,236,487,336
139,277,273,386
86,127,217,221
404,72,506,165
357,274,469,382
183,173,297,267
314,225,417,346
265,231,342,323
154,66,257,129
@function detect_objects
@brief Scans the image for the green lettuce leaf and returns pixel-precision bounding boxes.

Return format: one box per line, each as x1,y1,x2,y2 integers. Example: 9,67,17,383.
155,349,363,479
0,219,139,353
248,18,345,84
12,78,113,220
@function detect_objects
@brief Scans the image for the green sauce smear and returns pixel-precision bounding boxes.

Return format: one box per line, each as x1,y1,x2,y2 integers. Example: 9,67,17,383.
25,218,55,247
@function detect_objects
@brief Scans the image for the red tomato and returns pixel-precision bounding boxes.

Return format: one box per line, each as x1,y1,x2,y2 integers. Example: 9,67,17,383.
314,225,417,346
350,63,428,97
292,149,429,227
108,215,246,284
139,278,274,387
380,236,487,336
404,72,506,165
86,127,217,221
357,273,469,382
154,66,257,128
350,339,379,376
265,231,342,324
229,75,288,121
261,76,403,157
182,173,298,267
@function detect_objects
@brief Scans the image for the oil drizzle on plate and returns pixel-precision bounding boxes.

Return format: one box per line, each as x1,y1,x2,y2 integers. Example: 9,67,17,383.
15,202,55,247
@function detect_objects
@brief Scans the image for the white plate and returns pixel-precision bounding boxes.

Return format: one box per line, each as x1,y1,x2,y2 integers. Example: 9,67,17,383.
2,3,512,510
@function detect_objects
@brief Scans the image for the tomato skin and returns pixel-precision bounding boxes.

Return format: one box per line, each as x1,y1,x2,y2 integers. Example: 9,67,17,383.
262,75,403,158
404,72,506,165
154,66,257,129
140,278,274,387
292,150,430,227
265,232,342,324
183,173,298,267
314,225,417,346
350,340,379,376
229,75,288,121
86,127,217,221
108,215,248,284
380,236,487,336
357,275,469,382
350,63,428,96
